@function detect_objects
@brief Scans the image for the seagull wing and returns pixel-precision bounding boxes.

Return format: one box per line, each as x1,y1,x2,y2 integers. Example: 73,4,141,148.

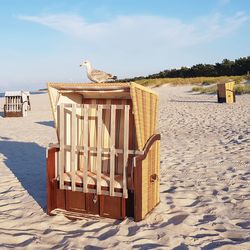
91,69,113,82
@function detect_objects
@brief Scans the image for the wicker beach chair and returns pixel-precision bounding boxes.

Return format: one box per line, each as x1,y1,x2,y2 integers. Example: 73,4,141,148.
46,82,160,221
3,91,30,117
217,81,235,104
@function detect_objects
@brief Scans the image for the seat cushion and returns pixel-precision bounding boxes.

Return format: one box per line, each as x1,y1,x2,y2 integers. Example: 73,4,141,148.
63,170,123,189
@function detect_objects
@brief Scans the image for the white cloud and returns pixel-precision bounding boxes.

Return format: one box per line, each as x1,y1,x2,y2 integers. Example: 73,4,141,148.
18,12,248,49
218,0,231,6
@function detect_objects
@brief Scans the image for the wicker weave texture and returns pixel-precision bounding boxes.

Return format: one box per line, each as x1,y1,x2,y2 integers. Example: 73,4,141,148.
217,81,235,103
130,83,159,151
140,140,160,219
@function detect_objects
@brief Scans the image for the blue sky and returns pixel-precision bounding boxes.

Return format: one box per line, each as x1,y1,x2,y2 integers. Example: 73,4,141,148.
0,0,250,91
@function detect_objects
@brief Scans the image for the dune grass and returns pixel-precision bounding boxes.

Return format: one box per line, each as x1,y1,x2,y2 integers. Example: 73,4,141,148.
134,76,245,87
192,83,250,95
191,85,218,94
234,84,250,94
134,75,249,95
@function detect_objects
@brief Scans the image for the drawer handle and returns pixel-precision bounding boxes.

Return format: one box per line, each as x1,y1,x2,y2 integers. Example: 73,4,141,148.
93,194,98,204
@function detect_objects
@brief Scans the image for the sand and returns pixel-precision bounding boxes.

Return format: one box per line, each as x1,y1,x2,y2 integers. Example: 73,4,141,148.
0,85,250,249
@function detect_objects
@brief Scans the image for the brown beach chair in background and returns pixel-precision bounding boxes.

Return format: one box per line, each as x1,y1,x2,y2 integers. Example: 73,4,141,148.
217,81,235,104
3,91,30,117
46,82,161,221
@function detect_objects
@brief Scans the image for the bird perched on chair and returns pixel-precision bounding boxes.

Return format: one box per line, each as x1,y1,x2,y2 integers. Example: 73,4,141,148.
80,60,117,83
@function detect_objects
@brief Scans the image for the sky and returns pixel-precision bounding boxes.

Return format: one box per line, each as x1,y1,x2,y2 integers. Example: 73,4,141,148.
0,0,250,91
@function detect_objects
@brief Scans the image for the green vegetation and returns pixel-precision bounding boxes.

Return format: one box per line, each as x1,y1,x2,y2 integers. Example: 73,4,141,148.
191,85,217,94
132,75,245,87
131,75,250,95
147,57,250,79
118,55,250,94
192,83,250,95
119,56,250,90
234,84,250,94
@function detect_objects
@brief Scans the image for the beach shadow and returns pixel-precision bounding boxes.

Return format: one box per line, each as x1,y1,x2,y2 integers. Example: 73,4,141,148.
36,121,54,128
0,139,46,209
170,99,216,104
30,91,47,95
201,238,250,250
132,243,165,249
0,112,4,118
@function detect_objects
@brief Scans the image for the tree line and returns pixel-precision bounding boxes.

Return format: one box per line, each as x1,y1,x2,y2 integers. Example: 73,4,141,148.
120,56,250,81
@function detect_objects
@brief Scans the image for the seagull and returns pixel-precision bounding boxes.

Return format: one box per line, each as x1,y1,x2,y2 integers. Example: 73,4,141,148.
80,60,117,83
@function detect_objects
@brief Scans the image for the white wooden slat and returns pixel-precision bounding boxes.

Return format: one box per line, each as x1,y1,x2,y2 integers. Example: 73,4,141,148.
102,100,111,174
13,97,16,112
71,104,76,191
123,105,129,198
89,100,97,173
109,104,116,196
15,97,17,112
96,105,103,195
83,104,89,192
64,103,125,110
16,97,18,111
59,104,65,190
19,97,22,111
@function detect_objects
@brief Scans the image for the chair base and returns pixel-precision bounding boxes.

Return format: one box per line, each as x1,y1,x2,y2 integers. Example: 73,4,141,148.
47,179,131,220
4,111,23,117
217,91,236,103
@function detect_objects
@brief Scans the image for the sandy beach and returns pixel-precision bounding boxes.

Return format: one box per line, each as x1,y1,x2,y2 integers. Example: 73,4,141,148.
0,85,250,249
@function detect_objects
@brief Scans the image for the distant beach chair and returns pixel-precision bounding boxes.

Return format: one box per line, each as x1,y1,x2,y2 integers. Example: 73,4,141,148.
3,91,30,117
217,81,235,104
46,82,161,221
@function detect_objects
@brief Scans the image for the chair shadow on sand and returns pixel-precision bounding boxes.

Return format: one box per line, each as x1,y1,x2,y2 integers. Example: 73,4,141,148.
170,99,216,104
0,139,47,210
36,121,54,128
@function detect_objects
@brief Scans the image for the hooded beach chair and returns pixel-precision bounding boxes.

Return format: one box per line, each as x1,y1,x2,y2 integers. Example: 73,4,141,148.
3,91,30,117
46,82,160,221
217,81,235,104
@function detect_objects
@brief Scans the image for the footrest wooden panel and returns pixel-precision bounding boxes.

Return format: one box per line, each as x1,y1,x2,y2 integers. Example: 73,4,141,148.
49,180,126,220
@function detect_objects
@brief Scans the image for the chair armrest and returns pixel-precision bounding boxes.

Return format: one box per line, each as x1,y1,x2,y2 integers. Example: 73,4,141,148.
131,134,161,221
130,134,161,191
133,133,161,166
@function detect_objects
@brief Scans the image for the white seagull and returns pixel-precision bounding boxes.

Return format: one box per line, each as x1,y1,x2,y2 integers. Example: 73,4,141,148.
80,60,117,83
